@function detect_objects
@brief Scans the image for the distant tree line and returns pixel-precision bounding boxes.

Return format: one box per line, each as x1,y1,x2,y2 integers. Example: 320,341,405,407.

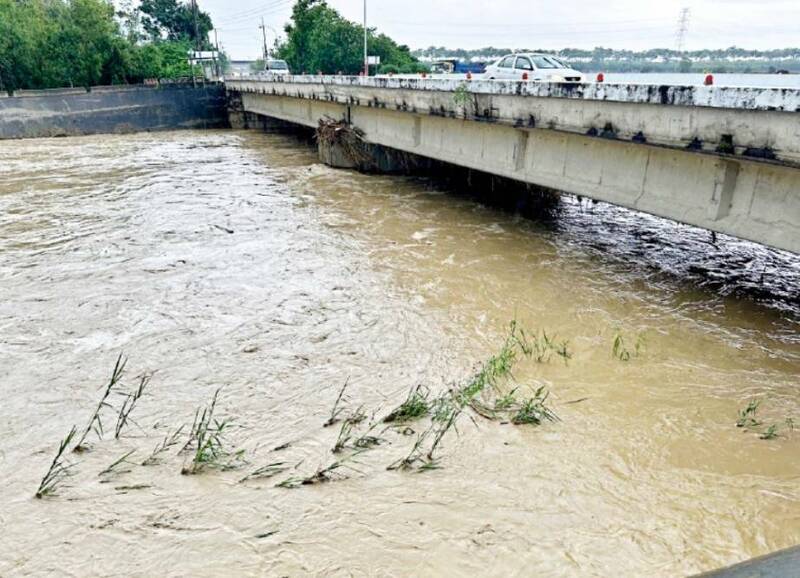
413,46,800,73
275,0,426,75
0,0,219,92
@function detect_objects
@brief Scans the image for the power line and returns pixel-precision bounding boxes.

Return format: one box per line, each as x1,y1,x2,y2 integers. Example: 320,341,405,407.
215,0,288,21
675,7,691,52
215,0,293,25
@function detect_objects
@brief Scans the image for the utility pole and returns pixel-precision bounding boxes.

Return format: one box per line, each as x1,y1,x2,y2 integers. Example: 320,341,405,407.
192,0,200,52
675,7,690,53
191,0,200,85
363,0,368,76
259,18,269,64
214,28,220,78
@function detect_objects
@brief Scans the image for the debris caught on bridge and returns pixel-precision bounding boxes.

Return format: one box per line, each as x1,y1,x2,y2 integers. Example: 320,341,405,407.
315,117,374,168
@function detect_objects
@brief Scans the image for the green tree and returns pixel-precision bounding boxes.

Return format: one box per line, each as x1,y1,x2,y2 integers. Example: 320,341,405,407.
57,0,120,87
129,40,193,81
139,0,213,48
0,0,215,91
277,0,424,75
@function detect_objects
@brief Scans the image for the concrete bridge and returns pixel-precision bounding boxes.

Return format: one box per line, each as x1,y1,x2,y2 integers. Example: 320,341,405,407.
225,76,800,254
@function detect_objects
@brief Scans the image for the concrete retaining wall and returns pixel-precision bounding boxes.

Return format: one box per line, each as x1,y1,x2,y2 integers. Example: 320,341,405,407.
0,84,229,139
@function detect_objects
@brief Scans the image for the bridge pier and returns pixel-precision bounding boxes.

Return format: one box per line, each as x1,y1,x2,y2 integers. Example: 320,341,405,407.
317,135,359,169
316,118,435,174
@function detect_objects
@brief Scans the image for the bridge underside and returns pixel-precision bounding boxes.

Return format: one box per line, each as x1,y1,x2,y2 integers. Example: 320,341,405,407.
236,91,799,254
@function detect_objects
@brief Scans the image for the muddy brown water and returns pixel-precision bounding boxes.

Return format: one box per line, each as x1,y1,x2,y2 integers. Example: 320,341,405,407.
0,130,798,577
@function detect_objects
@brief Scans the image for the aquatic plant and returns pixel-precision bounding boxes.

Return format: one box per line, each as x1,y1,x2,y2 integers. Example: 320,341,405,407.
352,425,383,450
36,427,77,498
494,387,519,411
240,462,289,483
114,374,150,439
452,323,528,407
511,387,560,425
346,405,368,425
759,424,779,440
141,426,184,466
530,330,571,364
736,400,762,428
758,418,795,441
324,379,350,428
612,332,644,362
387,429,432,471
99,450,136,478
612,334,631,361
384,385,430,422
333,410,383,454
737,400,795,441
332,418,356,454
387,320,561,471
182,389,241,475
426,404,462,461
74,353,127,452
276,452,365,488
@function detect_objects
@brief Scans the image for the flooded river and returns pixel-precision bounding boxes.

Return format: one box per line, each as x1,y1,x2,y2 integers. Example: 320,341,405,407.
1,130,798,577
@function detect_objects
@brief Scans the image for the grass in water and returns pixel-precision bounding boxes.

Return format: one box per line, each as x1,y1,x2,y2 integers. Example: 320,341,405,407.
530,330,572,364
612,332,644,362
388,429,431,471
384,385,430,423
141,426,185,466
426,404,462,461
324,379,350,428
511,387,560,425
736,400,795,441
114,374,150,439
99,450,137,478
277,452,365,488
240,462,289,483
333,411,383,453
737,400,762,428
182,389,243,475
387,321,566,471
36,427,77,498
74,353,127,452
495,387,519,411
454,320,538,406
758,418,794,441
332,418,357,454
760,424,779,440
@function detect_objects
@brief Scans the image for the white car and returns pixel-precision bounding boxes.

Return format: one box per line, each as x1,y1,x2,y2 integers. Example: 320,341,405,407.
483,53,584,82
263,59,291,76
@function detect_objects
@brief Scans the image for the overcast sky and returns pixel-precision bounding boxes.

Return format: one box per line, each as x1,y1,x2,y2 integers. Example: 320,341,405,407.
200,0,799,60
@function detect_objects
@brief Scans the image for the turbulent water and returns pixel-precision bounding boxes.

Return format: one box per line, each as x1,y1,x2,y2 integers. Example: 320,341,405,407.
0,130,798,577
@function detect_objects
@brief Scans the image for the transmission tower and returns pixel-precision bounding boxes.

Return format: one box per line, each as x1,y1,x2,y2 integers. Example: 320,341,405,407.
675,7,691,52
